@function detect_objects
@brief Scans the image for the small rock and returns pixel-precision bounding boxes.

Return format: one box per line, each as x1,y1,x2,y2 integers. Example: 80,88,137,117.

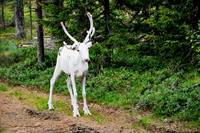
9,123,17,127
119,126,124,132
34,122,41,127
16,130,26,133
163,118,173,123
12,127,19,131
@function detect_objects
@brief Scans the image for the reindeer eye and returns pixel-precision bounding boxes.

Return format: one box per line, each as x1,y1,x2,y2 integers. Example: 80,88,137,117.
77,49,80,52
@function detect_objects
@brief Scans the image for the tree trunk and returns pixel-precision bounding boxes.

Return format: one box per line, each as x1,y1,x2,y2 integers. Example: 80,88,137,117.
191,0,200,29
36,0,44,63
103,0,110,35
52,0,64,7
29,0,32,40
14,0,25,39
1,0,5,29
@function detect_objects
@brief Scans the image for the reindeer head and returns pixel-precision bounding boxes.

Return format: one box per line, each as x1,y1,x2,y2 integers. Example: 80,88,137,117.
61,12,95,63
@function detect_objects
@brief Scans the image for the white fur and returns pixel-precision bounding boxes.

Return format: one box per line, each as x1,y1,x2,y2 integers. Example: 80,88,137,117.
48,12,95,117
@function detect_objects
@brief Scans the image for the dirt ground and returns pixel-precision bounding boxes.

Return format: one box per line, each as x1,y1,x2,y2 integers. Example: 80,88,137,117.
0,86,141,133
0,83,199,133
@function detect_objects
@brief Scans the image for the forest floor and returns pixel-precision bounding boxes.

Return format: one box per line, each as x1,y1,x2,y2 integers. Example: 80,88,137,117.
0,81,199,133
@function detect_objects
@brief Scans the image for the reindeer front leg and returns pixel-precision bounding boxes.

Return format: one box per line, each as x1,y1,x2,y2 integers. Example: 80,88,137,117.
70,74,80,117
48,65,61,110
82,74,91,115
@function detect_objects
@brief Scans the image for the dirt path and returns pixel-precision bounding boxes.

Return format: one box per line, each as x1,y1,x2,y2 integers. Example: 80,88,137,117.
0,84,142,133
0,83,199,133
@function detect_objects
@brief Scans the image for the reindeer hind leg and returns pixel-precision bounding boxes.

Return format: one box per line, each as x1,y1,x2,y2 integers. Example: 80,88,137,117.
66,78,74,107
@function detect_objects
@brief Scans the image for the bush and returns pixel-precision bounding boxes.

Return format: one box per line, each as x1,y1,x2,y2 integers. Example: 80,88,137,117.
137,71,200,121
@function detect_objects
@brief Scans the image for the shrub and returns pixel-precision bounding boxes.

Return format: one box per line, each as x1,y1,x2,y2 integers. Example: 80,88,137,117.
137,71,200,121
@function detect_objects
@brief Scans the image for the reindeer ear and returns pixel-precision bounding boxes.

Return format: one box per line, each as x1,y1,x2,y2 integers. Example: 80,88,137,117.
72,42,79,50
63,41,67,45
87,42,92,48
72,45,77,50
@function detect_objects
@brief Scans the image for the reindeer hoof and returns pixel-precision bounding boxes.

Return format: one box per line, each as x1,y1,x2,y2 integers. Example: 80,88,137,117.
48,104,54,110
83,107,91,115
73,109,80,117
73,113,80,117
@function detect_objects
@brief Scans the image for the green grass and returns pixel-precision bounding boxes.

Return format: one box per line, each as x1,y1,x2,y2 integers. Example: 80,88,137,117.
0,128,5,133
4,84,108,123
0,83,8,92
9,88,72,114
138,116,152,128
131,114,156,130
185,121,200,129
0,40,199,124
0,27,15,40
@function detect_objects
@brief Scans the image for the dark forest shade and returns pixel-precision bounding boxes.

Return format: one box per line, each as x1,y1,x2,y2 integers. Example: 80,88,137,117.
103,0,110,35
52,0,64,7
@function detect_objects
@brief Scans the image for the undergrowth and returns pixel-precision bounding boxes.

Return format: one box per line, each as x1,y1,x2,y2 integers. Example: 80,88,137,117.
0,40,199,124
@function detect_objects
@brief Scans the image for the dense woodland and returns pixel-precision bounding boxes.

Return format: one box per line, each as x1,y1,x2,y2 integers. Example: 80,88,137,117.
0,0,200,128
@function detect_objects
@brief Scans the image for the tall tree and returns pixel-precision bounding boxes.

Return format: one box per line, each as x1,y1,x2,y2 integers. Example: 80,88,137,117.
29,0,32,39
14,0,25,39
1,0,5,29
103,0,110,35
36,0,44,63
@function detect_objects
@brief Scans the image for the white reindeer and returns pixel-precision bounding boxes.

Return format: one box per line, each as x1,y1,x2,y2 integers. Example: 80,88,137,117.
48,12,95,117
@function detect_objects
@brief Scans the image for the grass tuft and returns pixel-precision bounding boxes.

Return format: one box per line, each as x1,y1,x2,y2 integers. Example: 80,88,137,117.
0,83,8,92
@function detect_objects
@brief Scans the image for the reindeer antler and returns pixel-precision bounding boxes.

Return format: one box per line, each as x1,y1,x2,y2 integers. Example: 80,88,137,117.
61,12,95,46
83,12,95,43
90,27,95,38
61,22,79,43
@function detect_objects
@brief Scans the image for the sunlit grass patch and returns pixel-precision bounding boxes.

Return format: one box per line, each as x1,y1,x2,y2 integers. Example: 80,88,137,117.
185,72,200,85
139,118,151,129
185,121,200,129
53,100,72,115
83,109,108,124
8,88,72,114
137,115,153,129
0,83,8,92
6,85,108,124
0,27,15,37
29,96,48,110
0,127,5,133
